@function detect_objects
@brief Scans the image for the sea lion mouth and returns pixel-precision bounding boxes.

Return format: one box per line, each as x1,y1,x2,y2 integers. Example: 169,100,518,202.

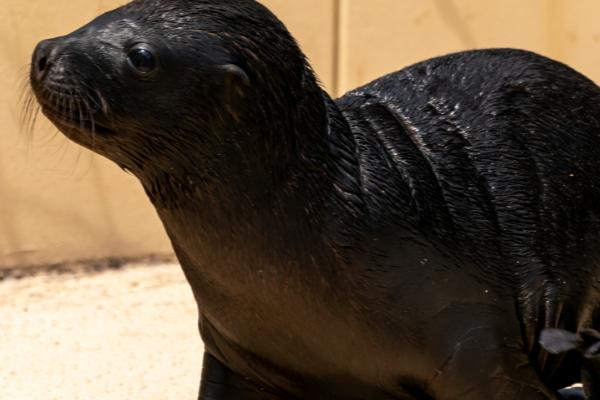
35,82,114,139
41,103,113,136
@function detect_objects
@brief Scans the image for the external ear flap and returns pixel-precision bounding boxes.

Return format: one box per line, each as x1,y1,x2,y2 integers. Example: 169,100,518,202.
219,64,250,120
540,329,581,354
220,64,250,88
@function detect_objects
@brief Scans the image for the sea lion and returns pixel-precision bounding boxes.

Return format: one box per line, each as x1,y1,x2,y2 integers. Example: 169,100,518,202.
29,0,600,399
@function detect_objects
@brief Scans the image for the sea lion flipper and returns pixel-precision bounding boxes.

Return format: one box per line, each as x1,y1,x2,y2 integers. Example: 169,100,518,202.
540,329,582,354
558,387,586,400
199,352,286,400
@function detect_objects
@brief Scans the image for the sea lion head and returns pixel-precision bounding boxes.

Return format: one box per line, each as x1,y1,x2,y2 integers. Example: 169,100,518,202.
29,0,320,176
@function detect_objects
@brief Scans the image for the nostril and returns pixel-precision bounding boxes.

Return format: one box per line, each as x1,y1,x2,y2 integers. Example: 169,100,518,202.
32,39,58,80
38,55,48,72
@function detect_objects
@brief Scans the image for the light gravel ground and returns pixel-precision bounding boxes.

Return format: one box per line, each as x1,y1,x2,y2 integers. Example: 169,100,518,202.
0,263,204,400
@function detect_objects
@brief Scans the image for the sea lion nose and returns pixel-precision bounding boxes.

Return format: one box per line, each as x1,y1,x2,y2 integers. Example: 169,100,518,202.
32,39,60,82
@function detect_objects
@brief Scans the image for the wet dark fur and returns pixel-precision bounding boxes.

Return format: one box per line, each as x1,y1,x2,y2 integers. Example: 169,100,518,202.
29,0,600,399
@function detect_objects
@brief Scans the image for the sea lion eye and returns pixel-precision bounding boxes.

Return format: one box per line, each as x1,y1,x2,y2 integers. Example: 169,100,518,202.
127,44,158,76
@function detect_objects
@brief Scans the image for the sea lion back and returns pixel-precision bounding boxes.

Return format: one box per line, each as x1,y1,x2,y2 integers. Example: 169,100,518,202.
335,48,600,269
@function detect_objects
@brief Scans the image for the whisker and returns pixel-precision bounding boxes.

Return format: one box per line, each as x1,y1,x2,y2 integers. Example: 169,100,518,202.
81,95,97,151
20,93,32,126
73,141,84,170
47,87,57,114
95,89,110,115
55,130,73,166
76,97,85,132
25,70,112,163
60,91,67,117
67,87,77,122
29,104,41,145
17,73,32,106
17,69,41,144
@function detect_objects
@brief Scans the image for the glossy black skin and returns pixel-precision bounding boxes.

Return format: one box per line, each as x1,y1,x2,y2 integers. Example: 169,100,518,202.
29,0,600,399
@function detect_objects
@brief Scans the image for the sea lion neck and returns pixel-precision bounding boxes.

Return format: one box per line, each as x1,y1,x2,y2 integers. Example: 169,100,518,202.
142,88,358,295
138,83,352,254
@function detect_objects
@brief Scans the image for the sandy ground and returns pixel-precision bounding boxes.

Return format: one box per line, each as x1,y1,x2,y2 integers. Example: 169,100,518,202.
0,263,204,400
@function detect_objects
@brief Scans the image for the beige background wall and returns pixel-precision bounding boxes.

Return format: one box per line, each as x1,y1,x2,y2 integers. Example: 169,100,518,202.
337,0,600,93
1,0,600,269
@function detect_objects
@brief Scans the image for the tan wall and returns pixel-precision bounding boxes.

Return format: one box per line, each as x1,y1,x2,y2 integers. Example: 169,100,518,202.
337,0,600,93
1,1,600,268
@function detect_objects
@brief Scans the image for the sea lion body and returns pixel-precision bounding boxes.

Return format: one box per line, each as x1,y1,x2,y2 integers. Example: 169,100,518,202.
29,0,600,399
